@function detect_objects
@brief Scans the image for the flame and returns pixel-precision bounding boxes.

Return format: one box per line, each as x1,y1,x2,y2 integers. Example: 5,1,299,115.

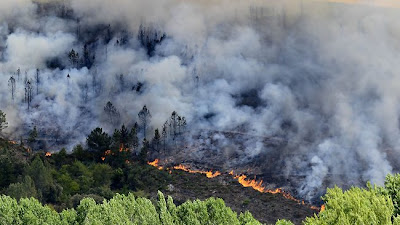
148,159,321,211
101,157,105,161
104,150,112,156
45,152,52,157
320,204,325,213
119,144,129,152
148,159,163,170
8,140,17,145
173,164,221,178
231,171,321,211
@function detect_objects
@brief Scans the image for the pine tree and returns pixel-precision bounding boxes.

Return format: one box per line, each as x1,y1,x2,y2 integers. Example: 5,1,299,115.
129,123,139,151
153,128,161,153
8,76,16,101
138,105,151,139
104,101,120,127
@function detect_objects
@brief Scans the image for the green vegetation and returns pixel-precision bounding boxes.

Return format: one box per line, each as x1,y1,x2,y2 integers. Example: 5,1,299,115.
0,192,262,225
0,134,171,211
303,174,400,225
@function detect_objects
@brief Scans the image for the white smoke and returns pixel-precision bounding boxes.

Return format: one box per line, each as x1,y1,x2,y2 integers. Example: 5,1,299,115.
0,0,399,201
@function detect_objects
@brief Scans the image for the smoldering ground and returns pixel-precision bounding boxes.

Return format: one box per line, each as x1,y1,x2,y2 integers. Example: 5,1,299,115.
1,0,400,201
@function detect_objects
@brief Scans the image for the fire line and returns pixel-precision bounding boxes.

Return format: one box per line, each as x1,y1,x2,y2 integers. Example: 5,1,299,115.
147,159,323,212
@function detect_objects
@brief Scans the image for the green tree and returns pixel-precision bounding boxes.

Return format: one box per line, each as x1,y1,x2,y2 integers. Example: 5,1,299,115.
87,127,112,157
28,126,38,144
92,163,113,187
139,138,149,164
157,191,175,225
6,176,38,200
383,173,400,217
304,185,393,225
275,219,293,225
27,156,61,203
130,123,139,151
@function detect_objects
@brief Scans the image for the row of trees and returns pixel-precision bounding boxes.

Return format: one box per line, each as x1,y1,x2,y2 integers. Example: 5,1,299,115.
7,68,40,110
102,103,187,156
0,192,262,225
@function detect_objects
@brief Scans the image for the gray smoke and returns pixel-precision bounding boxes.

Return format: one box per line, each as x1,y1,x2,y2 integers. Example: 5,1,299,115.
1,0,400,201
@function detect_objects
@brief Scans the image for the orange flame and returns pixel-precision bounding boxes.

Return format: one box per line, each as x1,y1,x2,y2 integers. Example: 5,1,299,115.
147,159,321,211
319,204,325,213
8,140,17,145
148,159,163,170
101,157,105,161
104,150,112,156
231,171,321,211
45,152,52,157
173,164,221,178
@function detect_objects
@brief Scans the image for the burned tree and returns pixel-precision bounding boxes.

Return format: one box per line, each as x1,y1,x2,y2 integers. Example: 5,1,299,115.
24,80,33,110
181,116,187,132
170,111,178,140
35,69,40,95
104,101,120,127
16,68,20,81
8,76,16,101
129,123,139,152
27,126,38,150
169,111,187,141
82,43,94,68
137,24,166,56
162,121,168,152
138,105,151,138
68,49,79,67
82,83,89,103
152,128,161,153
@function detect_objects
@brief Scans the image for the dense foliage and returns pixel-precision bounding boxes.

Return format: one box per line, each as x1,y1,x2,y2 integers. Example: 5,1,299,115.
0,192,262,225
302,174,400,225
0,135,171,211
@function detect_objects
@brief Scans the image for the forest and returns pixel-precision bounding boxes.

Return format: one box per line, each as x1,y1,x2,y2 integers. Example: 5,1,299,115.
2,0,400,224
1,119,400,224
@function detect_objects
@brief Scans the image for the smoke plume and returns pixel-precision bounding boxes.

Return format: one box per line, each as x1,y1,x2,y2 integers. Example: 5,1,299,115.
1,0,400,201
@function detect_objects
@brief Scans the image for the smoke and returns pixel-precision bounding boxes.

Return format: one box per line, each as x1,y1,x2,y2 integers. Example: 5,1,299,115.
1,0,400,201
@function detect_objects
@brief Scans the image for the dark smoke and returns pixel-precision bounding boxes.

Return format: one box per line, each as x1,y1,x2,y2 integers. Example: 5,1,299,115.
1,0,400,201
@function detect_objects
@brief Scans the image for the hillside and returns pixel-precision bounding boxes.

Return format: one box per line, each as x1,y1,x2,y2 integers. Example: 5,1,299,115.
0,137,315,224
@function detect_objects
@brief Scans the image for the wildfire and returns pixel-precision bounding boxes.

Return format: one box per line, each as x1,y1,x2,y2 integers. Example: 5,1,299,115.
119,144,129,152
232,172,320,208
45,152,52,157
319,204,325,212
8,140,17,145
104,150,112,156
148,159,163,170
173,164,221,178
148,159,323,212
